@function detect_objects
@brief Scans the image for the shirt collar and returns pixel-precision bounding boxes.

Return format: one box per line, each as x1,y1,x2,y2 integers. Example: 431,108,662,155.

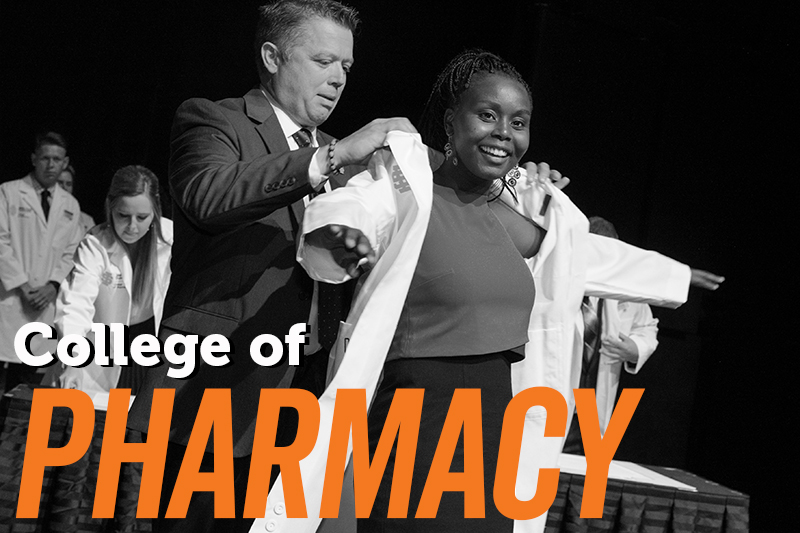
29,175,57,195
260,87,318,146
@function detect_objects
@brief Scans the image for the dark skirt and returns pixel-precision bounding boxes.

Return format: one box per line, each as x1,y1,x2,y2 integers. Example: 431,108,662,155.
358,352,514,533
115,316,155,396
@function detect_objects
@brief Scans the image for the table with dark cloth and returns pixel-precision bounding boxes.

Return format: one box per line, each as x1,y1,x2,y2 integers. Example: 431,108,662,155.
0,385,150,533
544,464,749,533
1,385,748,532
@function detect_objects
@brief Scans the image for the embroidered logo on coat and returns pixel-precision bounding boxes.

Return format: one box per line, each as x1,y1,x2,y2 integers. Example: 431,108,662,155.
391,164,411,193
64,210,74,220
100,271,114,286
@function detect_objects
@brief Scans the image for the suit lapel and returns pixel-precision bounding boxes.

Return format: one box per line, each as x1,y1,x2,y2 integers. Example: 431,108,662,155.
243,88,306,226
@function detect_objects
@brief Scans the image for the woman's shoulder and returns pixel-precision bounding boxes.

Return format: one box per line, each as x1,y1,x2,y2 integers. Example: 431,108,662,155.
84,223,116,249
73,224,116,269
159,217,174,245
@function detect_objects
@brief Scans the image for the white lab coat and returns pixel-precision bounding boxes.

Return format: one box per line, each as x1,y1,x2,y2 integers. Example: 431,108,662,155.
53,219,173,393
251,132,690,533
0,175,83,363
594,300,658,434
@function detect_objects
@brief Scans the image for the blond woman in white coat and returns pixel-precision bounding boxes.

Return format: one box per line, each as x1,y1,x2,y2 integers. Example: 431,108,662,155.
56,165,172,395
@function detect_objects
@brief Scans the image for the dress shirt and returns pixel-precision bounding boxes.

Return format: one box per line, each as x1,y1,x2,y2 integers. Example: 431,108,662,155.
29,180,57,203
260,88,331,192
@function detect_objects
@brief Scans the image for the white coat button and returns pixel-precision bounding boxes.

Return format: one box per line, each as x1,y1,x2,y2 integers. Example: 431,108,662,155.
265,520,277,531
274,503,285,515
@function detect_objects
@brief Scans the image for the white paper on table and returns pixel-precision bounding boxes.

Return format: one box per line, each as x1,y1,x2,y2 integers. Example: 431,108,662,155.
90,392,135,412
558,453,697,492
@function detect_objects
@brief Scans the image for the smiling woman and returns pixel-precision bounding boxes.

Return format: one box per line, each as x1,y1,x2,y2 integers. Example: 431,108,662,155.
296,47,720,533
348,49,545,533
301,49,550,533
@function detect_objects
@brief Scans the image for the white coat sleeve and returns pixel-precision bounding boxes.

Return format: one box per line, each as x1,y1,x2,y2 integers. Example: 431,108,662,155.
297,167,399,283
55,235,104,338
584,233,691,308
625,303,659,374
0,186,28,290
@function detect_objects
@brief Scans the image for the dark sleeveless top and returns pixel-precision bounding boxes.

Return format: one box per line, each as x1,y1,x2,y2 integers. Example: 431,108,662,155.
387,180,537,361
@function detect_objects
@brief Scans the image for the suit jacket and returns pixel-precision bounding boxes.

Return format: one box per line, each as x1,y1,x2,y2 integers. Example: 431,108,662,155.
127,88,355,456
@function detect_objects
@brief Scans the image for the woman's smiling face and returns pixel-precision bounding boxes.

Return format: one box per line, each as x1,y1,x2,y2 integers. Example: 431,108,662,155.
446,72,532,182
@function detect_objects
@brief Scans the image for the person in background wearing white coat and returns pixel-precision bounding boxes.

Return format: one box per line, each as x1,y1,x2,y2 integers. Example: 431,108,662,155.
57,164,97,235
56,165,172,396
0,131,83,393
563,216,660,454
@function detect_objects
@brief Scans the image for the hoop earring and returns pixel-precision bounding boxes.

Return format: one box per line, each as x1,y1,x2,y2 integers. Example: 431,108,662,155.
444,140,458,166
506,165,520,187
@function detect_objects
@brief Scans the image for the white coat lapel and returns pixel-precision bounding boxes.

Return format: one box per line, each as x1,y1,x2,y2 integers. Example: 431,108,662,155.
152,221,173,334
107,238,134,324
253,132,434,533
20,177,48,226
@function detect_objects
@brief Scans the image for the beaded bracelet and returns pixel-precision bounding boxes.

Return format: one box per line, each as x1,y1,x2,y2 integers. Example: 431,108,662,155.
327,139,344,175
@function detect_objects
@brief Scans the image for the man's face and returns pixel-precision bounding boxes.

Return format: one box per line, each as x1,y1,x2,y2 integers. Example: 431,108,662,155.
31,144,68,188
266,17,354,128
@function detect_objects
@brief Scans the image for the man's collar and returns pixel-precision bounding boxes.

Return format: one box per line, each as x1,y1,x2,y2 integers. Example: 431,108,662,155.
258,86,318,142
27,175,56,195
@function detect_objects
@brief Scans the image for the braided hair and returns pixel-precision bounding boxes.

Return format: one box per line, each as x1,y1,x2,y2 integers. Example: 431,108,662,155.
418,48,532,153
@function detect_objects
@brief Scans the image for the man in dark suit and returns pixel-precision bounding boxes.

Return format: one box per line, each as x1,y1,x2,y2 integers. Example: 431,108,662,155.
127,1,415,530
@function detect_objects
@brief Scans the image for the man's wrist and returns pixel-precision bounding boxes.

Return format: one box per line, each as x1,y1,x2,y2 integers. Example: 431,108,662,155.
326,139,344,175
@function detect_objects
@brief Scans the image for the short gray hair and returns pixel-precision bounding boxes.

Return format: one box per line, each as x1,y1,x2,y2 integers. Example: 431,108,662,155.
254,0,360,69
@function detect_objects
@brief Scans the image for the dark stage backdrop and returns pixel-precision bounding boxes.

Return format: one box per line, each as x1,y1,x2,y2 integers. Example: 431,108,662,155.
1,0,794,530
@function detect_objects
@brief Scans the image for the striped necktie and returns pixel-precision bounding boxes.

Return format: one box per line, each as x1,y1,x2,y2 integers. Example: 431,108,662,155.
563,296,605,454
292,128,313,149
580,296,604,388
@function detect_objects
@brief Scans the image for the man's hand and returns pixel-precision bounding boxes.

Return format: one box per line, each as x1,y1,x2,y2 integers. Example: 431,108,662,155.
690,269,725,290
334,118,417,168
20,282,57,310
522,162,570,190
19,282,36,305
602,332,640,364
305,224,376,278
31,283,57,310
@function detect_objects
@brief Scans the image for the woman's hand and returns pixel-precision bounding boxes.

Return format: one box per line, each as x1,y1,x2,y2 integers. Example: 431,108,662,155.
59,366,85,390
690,269,725,290
522,162,570,190
305,224,376,278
